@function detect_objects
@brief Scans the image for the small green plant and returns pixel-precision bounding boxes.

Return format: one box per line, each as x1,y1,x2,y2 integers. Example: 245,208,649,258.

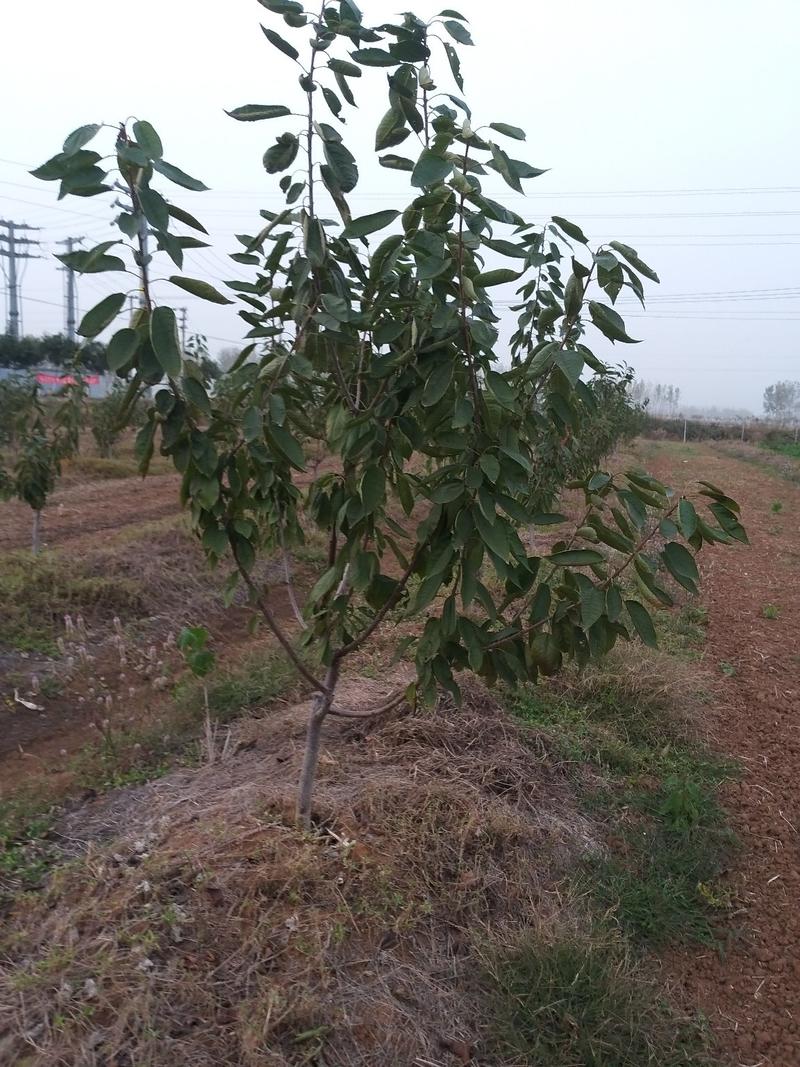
763,604,780,620
658,775,703,831
719,661,736,677
771,500,783,514
177,625,216,679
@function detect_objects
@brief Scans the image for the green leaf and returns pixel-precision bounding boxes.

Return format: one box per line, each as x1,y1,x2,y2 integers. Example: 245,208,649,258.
261,26,300,60
379,153,415,172
554,350,584,386
182,377,211,414
662,541,699,583
328,58,362,77
489,142,522,193
56,248,125,274
268,424,306,469
360,466,385,513
242,406,263,442
443,41,463,91
548,549,605,566
77,292,126,338
225,104,292,121
106,328,140,372
138,186,170,231
489,122,525,141
588,301,640,344
133,120,163,158
350,48,398,66
153,158,209,192
422,361,453,407
532,513,567,525
485,370,516,409
476,268,522,287
577,578,605,630
551,216,588,244
411,149,453,188
322,87,342,120
442,19,473,44
626,599,658,648
531,632,561,676
63,124,101,156
342,209,400,239
479,453,500,483
608,241,660,283
168,276,233,304
168,203,209,234
150,306,183,378
678,498,698,539
322,140,358,192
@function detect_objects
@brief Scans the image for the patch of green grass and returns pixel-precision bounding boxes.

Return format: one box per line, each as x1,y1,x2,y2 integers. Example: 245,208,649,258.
583,774,736,947
771,500,783,514
512,654,737,949
175,647,300,724
764,440,800,460
0,796,57,899
0,551,144,653
762,603,780,620
485,935,714,1066
654,602,708,658
65,456,139,480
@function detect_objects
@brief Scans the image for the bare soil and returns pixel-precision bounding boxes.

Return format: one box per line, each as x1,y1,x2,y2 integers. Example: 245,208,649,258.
640,441,800,1067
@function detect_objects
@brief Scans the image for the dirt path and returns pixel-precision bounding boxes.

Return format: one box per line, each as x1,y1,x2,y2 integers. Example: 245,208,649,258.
0,473,181,553
643,442,800,1067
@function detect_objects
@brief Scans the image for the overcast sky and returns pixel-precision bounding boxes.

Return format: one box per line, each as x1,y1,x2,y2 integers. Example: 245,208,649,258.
2,0,799,412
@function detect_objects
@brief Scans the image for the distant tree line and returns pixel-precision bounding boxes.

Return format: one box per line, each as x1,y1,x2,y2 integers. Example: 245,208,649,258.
0,333,108,373
0,331,222,383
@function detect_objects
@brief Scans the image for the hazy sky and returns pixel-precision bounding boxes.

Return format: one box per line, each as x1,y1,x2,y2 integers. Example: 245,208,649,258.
2,0,799,412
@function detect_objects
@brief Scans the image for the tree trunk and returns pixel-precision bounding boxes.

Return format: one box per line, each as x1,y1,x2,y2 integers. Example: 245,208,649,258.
296,664,338,828
31,510,42,555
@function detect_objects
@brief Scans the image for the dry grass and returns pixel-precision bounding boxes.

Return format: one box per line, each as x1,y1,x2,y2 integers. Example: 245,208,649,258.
0,682,588,1067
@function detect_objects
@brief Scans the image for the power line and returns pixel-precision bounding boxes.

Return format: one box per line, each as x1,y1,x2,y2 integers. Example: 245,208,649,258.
0,219,42,337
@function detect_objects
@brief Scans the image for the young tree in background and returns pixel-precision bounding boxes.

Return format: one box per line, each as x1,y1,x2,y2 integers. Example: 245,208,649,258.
763,380,800,426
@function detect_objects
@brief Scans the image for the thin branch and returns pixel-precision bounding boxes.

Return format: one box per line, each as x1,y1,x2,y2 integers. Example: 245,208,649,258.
278,521,308,631
229,537,327,693
329,687,408,718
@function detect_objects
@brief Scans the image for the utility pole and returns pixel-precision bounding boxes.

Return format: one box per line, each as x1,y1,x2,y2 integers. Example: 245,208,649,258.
56,237,85,342
0,220,42,337
178,307,188,352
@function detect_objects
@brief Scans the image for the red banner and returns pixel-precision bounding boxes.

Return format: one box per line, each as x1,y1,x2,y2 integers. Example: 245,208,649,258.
36,372,101,386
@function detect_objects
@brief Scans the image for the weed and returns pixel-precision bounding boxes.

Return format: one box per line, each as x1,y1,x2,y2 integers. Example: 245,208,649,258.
762,604,780,620
485,934,714,1066
719,661,736,677
771,500,783,514
174,646,299,724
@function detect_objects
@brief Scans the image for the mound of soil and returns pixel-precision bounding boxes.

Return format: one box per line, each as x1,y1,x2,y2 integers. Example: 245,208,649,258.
0,682,591,1067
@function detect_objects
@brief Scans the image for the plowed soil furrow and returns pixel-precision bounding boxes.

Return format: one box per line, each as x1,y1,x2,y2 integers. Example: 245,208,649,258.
0,473,181,553
644,444,800,1067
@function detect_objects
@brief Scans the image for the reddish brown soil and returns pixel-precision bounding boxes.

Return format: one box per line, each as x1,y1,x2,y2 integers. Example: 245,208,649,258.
643,443,800,1067
0,472,181,553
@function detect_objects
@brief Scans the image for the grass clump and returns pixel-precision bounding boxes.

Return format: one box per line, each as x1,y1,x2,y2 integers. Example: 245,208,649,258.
0,795,57,901
486,934,714,1066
